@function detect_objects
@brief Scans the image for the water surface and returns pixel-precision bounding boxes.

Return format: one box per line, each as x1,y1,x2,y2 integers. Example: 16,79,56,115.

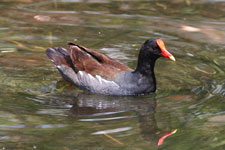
0,0,225,150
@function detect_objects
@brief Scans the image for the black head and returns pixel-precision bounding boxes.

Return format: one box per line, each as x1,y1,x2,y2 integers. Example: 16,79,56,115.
140,39,161,59
135,38,176,75
140,38,176,61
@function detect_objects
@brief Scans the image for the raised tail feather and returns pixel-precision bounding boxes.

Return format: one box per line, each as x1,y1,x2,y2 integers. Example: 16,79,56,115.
46,47,76,72
46,47,79,85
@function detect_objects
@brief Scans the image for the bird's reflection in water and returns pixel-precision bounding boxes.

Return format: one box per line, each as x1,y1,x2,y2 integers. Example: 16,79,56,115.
65,92,161,145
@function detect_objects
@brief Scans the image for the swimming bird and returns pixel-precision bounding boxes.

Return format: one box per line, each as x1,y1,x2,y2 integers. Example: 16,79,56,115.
46,38,175,96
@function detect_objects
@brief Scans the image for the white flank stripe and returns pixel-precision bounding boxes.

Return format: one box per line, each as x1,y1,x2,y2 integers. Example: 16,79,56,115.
96,75,102,84
76,71,120,93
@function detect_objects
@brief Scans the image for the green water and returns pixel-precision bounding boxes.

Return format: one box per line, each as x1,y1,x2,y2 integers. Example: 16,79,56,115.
0,0,225,150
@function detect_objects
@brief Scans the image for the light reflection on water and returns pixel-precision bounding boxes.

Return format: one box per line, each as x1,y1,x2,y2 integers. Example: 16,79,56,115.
92,127,132,135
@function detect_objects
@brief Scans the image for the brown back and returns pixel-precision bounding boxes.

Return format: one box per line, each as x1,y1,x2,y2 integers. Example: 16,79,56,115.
68,43,131,80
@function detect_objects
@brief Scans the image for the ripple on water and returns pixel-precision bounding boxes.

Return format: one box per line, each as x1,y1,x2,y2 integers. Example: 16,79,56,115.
0,27,9,30
35,124,66,129
0,48,17,53
58,0,83,2
79,115,134,122
91,127,132,135
18,1,77,14
212,80,225,96
0,125,25,129
0,136,10,141
0,111,24,130
91,111,125,116
100,47,130,60
36,108,69,116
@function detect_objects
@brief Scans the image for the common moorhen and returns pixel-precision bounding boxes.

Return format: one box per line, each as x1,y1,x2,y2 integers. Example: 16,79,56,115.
46,38,175,96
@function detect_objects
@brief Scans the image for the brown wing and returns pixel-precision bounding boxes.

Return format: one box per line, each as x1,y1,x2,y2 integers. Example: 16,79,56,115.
68,43,132,80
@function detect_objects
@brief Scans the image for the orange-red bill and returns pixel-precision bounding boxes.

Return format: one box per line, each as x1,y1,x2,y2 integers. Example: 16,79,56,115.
156,39,176,61
158,129,177,146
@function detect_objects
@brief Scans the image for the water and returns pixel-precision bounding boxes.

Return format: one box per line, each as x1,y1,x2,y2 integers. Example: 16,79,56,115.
0,0,225,149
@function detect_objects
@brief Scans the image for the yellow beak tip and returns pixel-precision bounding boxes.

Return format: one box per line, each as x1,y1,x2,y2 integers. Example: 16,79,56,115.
169,56,176,61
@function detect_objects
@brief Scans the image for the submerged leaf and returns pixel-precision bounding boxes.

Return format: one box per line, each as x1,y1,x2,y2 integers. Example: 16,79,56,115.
103,133,124,145
8,40,25,48
156,3,167,10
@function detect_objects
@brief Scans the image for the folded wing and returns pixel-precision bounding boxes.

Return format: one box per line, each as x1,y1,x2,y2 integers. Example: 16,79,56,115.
46,43,132,82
